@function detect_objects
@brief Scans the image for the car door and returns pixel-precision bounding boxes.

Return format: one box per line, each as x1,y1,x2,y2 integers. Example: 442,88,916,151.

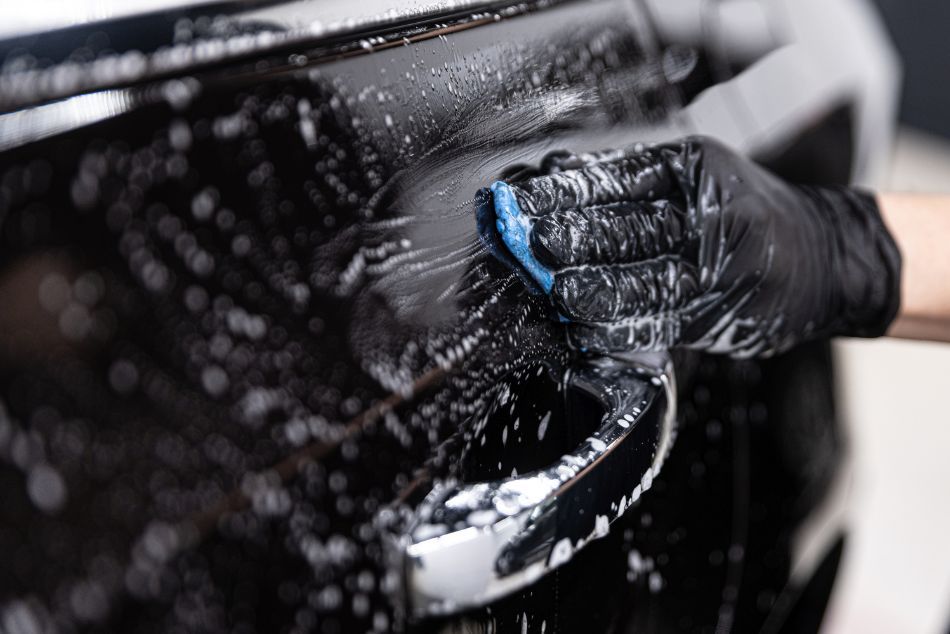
0,0,895,632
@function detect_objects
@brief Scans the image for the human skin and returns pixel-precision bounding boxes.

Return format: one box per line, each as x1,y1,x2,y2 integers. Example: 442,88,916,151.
880,193,950,342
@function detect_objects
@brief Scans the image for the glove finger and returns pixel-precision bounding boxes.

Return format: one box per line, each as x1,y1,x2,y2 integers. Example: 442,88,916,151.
538,147,629,174
566,313,685,353
552,257,700,322
509,148,677,216
498,149,611,186
531,199,689,268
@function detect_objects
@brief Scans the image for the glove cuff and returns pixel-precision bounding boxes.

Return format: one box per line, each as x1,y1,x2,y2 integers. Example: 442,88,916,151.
809,186,902,338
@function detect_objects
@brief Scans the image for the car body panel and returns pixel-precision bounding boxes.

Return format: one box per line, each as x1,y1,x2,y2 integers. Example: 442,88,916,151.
0,0,895,632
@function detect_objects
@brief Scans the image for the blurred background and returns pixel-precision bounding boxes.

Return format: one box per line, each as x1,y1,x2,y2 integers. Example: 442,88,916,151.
828,2,950,632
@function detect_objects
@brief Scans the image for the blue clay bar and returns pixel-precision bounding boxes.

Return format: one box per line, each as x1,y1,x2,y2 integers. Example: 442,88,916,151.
490,181,555,294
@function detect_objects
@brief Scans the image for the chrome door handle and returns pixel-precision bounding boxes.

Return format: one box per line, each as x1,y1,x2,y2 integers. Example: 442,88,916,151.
393,352,676,618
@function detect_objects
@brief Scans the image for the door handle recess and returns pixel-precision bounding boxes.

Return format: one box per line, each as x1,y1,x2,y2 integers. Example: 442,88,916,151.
393,352,676,618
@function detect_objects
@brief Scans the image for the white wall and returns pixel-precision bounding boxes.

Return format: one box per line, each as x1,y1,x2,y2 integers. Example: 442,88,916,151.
824,127,950,634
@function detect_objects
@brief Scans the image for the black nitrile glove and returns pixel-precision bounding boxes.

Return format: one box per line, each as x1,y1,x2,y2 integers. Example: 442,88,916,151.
496,136,902,358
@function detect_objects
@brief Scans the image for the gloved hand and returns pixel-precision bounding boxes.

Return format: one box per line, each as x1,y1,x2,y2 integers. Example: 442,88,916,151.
487,136,901,358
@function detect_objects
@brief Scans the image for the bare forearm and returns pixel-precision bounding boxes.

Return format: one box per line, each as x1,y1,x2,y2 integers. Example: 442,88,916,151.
878,193,950,341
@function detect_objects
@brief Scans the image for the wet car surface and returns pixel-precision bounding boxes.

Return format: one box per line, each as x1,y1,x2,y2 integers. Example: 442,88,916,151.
0,0,895,632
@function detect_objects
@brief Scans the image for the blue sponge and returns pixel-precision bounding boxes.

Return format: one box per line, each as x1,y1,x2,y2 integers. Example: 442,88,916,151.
490,181,555,294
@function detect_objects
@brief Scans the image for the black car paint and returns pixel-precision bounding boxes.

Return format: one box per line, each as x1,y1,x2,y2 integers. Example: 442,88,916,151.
0,0,848,632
